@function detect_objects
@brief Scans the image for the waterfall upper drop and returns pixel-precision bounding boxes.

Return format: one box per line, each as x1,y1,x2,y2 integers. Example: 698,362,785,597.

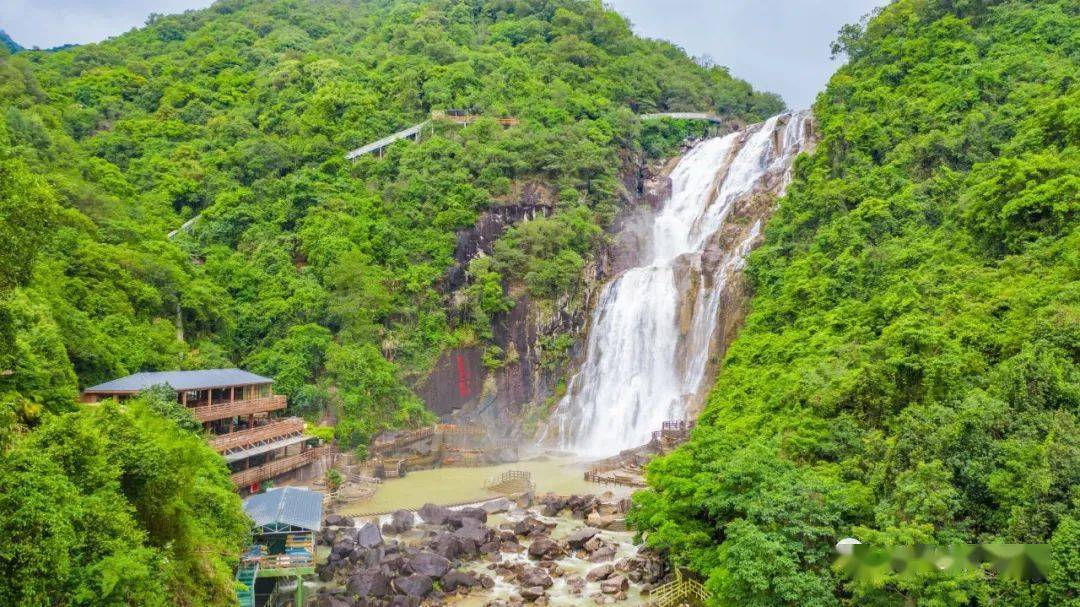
552,111,814,456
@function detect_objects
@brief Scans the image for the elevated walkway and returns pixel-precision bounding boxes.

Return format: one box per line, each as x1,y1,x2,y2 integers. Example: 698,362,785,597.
345,110,520,160
639,112,725,124
345,121,428,159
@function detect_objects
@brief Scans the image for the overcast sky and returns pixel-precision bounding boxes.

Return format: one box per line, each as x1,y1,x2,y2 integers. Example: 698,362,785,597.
2,0,885,108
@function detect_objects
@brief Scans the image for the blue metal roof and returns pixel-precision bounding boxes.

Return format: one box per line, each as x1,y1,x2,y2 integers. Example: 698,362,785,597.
243,487,323,531
83,369,273,393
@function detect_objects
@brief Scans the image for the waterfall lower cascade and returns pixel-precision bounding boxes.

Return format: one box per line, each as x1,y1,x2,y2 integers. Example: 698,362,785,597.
552,111,814,456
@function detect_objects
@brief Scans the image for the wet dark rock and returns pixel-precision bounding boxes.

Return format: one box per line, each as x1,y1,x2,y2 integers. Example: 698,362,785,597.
566,527,600,549
346,570,391,598
454,520,496,544
408,551,451,578
357,523,384,549
520,586,545,601
429,532,469,560
393,574,434,598
441,570,479,592
600,575,629,594
325,514,352,527
527,538,562,560
481,497,513,514
479,574,496,589
383,510,414,535
479,540,502,554
513,516,553,537
387,596,420,607
418,503,453,525
332,540,355,559
586,564,614,581
446,507,488,528
589,545,616,563
519,566,554,588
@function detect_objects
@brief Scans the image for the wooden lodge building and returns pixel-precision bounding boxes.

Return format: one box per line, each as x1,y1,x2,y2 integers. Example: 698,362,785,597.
81,369,329,493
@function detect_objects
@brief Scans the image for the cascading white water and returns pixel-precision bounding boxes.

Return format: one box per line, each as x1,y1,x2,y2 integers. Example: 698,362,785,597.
552,111,813,455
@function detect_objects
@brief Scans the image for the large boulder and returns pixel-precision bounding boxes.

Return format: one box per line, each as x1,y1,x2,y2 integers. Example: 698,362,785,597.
566,527,600,549
513,516,553,537
586,564,614,582
393,574,434,598
331,540,355,559
539,495,569,517
387,596,420,607
520,587,545,602
346,570,391,598
446,507,488,529
383,510,414,535
481,497,513,514
589,545,616,563
527,538,562,560
600,575,629,594
418,503,453,526
441,570,479,592
519,567,554,588
428,532,468,560
325,514,352,528
356,522,383,548
408,551,451,578
453,520,495,544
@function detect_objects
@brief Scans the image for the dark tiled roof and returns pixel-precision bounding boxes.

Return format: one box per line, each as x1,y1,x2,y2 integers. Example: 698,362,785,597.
83,369,272,393
243,487,323,531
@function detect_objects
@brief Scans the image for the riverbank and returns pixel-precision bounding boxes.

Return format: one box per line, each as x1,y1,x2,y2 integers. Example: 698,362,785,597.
336,457,635,517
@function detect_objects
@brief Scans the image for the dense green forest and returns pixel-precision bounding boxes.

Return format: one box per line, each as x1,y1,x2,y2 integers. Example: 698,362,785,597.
632,1,1079,606
0,0,778,604
0,0,777,443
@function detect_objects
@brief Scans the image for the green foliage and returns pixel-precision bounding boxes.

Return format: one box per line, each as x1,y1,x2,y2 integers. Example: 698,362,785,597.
0,397,247,607
0,4,778,602
139,383,202,433
632,1,1079,606
0,0,778,448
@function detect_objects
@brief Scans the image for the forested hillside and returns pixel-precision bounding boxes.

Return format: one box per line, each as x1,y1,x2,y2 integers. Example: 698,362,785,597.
0,0,778,444
632,1,1079,605
0,1,779,604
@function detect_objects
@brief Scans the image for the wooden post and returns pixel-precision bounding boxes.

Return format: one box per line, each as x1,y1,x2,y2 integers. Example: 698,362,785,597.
230,386,235,403
208,389,213,410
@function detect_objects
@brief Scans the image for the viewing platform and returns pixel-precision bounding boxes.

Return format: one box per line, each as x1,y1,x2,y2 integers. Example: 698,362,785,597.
191,395,286,423
81,369,329,494
231,446,331,488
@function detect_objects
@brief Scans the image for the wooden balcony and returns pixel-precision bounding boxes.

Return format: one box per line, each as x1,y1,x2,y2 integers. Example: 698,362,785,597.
231,446,331,488
191,395,286,423
209,417,305,453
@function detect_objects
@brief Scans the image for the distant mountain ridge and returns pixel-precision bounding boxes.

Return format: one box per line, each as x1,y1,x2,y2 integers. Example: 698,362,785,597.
0,30,23,53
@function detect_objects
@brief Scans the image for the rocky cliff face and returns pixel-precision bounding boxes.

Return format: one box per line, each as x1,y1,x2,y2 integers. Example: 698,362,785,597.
413,120,813,444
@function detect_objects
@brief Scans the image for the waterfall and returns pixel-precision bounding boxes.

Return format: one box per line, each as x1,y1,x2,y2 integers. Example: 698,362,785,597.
551,111,813,456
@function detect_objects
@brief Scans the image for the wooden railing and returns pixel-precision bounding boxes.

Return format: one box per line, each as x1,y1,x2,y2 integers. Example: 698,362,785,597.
584,470,647,488
191,395,286,422
209,417,304,452
484,470,533,494
230,446,330,487
649,570,711,607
